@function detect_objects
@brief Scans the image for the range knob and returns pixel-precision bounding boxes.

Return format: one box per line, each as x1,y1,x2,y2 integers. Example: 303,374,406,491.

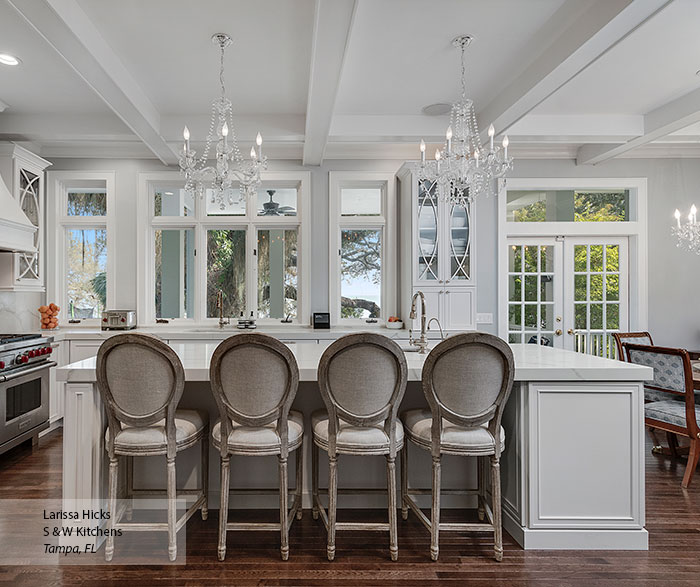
0,361,5,369
47,346,53,354
28,350,37,358
16,355,28,364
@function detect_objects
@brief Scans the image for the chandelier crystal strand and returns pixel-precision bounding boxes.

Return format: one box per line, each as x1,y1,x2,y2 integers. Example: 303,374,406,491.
672,205,700,254
416,35,513,205
179,33,267,210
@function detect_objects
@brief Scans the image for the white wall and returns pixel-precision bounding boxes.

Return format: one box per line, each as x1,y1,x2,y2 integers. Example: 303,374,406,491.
2,155,699,350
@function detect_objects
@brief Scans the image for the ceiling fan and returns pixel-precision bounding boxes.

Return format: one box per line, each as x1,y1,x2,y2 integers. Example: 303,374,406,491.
260,189,296,216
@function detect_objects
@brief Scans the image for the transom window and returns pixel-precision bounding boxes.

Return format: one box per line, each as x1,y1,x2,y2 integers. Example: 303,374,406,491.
507,190,630,222
138,173,309,325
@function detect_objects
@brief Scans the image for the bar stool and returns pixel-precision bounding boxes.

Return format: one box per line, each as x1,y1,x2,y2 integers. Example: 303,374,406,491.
96,333,209,562
209,333,303,561
312,333,407,561
401,332,514,562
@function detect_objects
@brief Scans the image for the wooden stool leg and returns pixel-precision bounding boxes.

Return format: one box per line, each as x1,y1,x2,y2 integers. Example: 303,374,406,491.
105,456,118,561
167,456,177,561
312,442,319,520
295,443,304,521
401,443,409,521
218,456,230,561
201,433,209,521
279,456,289,561
682,438,700,489
125,456,133,521
477,456,486,522
491,455,503,562
327,455,338,561
387,455,398,561
430,455,441,562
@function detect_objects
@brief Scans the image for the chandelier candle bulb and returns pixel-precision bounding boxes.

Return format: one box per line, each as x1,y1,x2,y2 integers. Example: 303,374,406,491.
446,126,453,155
675,209,681,228
256,132,262,160
488,123,495,151
474,149,480,167
183,126,190,153
420,139,426,164
503,135,509,159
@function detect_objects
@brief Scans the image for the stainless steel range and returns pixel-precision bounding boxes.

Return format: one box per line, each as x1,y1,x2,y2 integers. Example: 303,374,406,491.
0,334,56,454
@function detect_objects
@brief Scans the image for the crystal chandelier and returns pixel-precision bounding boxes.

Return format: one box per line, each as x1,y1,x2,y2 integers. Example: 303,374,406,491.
672,205,700,254
179,33,267,209
417,35,513,205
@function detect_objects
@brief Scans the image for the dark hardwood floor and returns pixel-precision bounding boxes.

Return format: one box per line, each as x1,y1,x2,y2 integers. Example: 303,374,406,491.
0,430,699,586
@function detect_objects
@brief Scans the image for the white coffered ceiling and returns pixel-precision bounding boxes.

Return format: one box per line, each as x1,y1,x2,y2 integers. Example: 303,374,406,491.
0,0,698,164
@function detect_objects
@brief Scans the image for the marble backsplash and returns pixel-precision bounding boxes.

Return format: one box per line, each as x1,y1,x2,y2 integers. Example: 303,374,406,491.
0,292,43,332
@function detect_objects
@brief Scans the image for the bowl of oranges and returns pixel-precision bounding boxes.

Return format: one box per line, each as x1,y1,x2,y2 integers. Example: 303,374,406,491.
38,303,60,330
386,316,403,329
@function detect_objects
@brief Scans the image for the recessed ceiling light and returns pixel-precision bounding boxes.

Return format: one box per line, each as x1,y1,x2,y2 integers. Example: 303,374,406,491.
696,69,700,76
422,103,451,116
0,54,21,66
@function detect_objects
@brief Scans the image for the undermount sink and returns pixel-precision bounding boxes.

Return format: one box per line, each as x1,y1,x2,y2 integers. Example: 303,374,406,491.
401,346,426,353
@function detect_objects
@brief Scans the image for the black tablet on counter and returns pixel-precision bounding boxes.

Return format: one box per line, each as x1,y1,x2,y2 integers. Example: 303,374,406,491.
312,312,330,329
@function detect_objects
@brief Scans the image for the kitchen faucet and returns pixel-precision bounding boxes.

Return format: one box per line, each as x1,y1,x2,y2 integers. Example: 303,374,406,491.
216,290,230,328
427,317,445,341
408,291,429,354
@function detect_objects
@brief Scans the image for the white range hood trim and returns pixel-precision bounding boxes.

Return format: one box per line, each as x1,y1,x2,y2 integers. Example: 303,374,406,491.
0,155,38,254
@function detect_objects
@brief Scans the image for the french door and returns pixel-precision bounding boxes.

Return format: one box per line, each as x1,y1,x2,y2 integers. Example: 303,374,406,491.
506,236,628,357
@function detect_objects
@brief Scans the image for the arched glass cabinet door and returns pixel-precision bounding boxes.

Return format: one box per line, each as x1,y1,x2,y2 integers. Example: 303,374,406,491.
449,197,471,281
18,169,41,281
416,180,439,282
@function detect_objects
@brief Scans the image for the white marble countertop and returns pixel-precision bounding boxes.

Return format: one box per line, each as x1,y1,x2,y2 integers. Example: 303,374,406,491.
56,341,653,383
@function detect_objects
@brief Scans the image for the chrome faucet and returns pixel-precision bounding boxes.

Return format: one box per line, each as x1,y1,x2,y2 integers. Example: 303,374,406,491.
427,317,445,341
216,290,230,328
408,291,429,354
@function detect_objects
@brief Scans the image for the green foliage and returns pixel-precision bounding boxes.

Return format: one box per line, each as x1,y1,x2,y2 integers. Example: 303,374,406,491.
207,230,246,317
511,191,627,223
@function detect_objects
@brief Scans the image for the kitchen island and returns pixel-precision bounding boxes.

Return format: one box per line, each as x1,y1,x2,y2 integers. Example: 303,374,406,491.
57,341,652,550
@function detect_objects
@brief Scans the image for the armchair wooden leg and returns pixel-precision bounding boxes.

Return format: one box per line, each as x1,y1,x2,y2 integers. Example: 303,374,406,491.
279,456,289,561
430,456,441,562
387,455,398,561
166,456,177,562
491,455,503,562
312,442,319,520
682,438,700,489
218,456,230,561
668,432,680,458
105,457,118,561
400,443,408,521
327,455,338,561
125,456,133,522
295,443,303,521
201,433,209,521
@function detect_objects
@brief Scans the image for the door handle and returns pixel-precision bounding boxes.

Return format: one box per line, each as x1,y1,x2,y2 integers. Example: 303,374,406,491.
555,329,562,336
567,329,575,335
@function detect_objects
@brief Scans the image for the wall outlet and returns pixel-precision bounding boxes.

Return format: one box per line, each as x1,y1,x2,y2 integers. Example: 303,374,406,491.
476,313,493,324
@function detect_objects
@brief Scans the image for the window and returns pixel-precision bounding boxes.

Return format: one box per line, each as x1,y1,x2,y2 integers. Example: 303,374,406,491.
329,172,396,324
138,172,309,325
47,173,115,323
507,190,630,222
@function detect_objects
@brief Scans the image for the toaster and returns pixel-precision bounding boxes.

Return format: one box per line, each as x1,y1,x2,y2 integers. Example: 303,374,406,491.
101,310,137,330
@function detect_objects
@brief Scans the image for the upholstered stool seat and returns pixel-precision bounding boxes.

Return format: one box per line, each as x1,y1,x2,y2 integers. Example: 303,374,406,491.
106,409,208,455
212,410,304,455
312,409,404,454
402,409,504,456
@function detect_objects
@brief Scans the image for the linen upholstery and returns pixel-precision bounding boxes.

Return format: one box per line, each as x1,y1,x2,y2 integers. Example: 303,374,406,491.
212,410,304,453
402,408,504,456
326,345,399,417
103,342,177,418
645,400,698,429
431,344,506,418
312,410,404,454
106,409,207,453
627,347,686,394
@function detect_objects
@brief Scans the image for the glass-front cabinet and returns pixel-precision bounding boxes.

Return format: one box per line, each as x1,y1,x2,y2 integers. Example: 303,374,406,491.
398,166,476,331
0,145,51,292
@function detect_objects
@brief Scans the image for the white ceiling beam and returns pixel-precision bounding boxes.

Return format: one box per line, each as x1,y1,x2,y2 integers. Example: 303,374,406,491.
577,85,700,165
7,0,177,165
302,0,357,166
0,99,8,113
477,0,673,141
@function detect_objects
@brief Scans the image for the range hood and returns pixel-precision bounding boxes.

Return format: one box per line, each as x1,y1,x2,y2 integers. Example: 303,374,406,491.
0,171,36,253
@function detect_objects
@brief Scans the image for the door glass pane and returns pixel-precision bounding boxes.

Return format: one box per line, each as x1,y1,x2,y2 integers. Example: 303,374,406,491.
257,188,297,216
524,304,537,328
590,303,603,329
341,229,381,319
154,229,194,319
206,230,246,318
417,181,439,281
258,229,298,319
574,303,587,330
589,245,603,272
540,246,553,272
509,333,522,344
540,275,554,302
509,245,522,272
574,245,587,271
154,185,193,217
449,202,470,280
540,304,554,331
341,188,381,216
606,275,619,301
524,275,537,301
590,274,604,301
67,228,107,319
508,276,521,302
574,275,587,301
508,304,521,329
607,303,620,329
524,246,538,273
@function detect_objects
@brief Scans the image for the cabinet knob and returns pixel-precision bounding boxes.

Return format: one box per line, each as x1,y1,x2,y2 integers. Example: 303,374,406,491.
567,328,575,335
446,290,450,294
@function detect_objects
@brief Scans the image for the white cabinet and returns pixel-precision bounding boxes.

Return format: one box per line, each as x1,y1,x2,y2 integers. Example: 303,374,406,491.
49,340,68,424
70,340,104,363
398,165,476,331
0,144,51,292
